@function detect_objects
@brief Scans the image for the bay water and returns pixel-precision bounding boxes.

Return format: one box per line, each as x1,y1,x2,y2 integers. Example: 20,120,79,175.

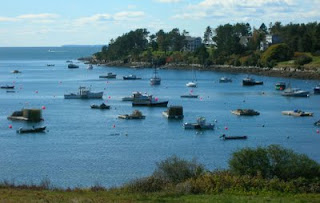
0,47,319,188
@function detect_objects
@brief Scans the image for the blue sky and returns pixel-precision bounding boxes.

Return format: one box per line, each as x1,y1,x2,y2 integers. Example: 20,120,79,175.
0,0,319,46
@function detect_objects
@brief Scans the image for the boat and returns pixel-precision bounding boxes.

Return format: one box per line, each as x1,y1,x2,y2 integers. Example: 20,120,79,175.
17,126,46,134
231,109,260,116
275,82,286,90
282,110,313,117
68,63,79,69
219,77,232,83
150,64,161,85
6,90,15,93
281,88,309,97
220,134,247,140
132,95,168,107
162,106,184,119
314,120,320,126
123,75,141,80
87,64,93,70
99,73,117,79
64,86,103,99
314,84,320,94
90,103,110,109
183,117,214,130
186,82,197,87
122,92,151,101
186,68,197,87
180,94,199,98
1,85,14,89
47,64,55,67
118,110,146,119
242,77,263,86
66,60,73,63
11,70,21,74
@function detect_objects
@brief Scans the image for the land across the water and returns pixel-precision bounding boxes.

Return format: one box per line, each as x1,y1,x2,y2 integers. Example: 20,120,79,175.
82,59,320,80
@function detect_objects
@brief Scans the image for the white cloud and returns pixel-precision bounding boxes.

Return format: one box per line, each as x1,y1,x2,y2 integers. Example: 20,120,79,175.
0,13,59,23
172,0,320,22
75,11,145,25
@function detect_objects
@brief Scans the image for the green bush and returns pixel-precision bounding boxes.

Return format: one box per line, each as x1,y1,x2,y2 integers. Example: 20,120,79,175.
229,145,320,180
261,43,293,67
294,55,312,65
153,155,205,184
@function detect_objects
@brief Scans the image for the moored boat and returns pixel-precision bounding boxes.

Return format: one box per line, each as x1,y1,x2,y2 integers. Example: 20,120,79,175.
220,134,247,140
180,94,199,98
122,92,151,101
219,77,232,83
90,103,110,109
281,88,309,97
118,110,146,119
99,73,117,79
162,106,184,119
11,70,21,74
123,75,141,80
242,77,263,86
132,95,168,107
1,85,14,89
68,63,79,69
47,64,55,67
186,81,197,87
282,110,313,117
183,117,214,130
275,82,286,90
17,126,46,134
150,66,161,85
314,120,320,126
64,86,103,99
87,64,93,70
231,109,260,116
314,84,320,94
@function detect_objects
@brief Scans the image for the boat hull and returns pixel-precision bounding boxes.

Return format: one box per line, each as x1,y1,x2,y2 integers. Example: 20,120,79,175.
150,78,161,85
180,95,198,98
132,101,168,107
17,126,46,134
64,92,103,99
183,123,214,130
243,80,263,86
281,92,309,97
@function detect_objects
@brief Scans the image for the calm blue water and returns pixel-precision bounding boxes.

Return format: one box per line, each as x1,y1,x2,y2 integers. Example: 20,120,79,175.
0,47,319,188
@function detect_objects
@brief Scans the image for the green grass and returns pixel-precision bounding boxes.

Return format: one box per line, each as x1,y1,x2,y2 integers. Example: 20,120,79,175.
277,52,320,68
0,188,319,202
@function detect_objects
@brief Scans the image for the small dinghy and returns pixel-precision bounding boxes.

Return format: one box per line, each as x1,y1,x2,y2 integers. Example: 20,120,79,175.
220,134,247,140
17,126,46,134
90,103,110,109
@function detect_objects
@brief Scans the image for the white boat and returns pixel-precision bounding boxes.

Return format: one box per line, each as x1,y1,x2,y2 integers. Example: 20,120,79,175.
282,110,313,117
186,82,197,87
186,68,197,87
183,117,214,130
219,77,232,83
150,65,161,85
87,64,93,70
281,88,309,97
123,75,141,80
122,92,151,101
64,86,103,99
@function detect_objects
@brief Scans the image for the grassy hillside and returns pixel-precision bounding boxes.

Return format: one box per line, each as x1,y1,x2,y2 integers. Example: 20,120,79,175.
0,189,320,202
277,52,320,69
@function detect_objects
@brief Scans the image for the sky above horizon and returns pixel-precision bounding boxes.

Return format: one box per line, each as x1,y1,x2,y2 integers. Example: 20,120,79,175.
0,0,319,47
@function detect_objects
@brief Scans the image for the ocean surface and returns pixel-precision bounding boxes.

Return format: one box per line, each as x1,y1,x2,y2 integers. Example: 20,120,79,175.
0,47,319,188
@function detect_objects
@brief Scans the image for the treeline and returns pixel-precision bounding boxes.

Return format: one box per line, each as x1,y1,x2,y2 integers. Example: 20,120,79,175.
94,22,320,67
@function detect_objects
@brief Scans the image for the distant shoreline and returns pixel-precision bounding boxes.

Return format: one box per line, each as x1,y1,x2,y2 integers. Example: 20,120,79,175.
82,59,320,80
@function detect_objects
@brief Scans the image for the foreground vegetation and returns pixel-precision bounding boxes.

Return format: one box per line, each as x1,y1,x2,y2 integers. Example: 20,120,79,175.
1,145,320,202
93,22,320,69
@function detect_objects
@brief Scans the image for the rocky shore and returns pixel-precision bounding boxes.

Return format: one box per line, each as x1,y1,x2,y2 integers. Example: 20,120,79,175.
83,59,320,80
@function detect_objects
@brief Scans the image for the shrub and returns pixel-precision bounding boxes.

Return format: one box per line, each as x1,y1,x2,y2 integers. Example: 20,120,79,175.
229,145,320,180
294,55,312,65
125,176,168,192
261,43,293,66
153,155,205,184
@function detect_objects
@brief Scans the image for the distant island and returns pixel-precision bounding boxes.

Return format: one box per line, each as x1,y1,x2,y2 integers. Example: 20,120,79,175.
85,22,320,80
62,44,104,48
